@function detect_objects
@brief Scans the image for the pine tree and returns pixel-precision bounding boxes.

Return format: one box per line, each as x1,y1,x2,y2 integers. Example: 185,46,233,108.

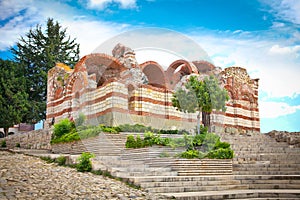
11,18,80,123
0,59,29,136
172,75,229,134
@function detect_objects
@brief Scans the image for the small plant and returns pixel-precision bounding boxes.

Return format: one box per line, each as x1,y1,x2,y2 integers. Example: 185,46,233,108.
15,143,20,148
55,155,67,166
1,140,7,148
206,148,234,159
125,135,136,148
40,156,55,163
179,150,199,159
53,118,75,139
135,134,144,148
76,152,94,172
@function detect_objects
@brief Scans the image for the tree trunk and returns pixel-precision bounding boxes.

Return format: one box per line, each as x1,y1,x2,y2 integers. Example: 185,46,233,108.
202,111,211,132
196,112,200,135
4,127,9,137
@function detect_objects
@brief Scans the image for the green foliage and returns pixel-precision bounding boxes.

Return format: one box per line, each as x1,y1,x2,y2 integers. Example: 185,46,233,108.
76,152,94,172
135,135,144,148
55,156,66,166
40,156,55,163
214,140,230,150
117,124,152,132
158,129,178,134
125,135,136,148
0,59,29,136
179,150,200,159
53,118,75,138
206,148,234,159
15,143,20,148
1,140,7,148
202,133,220,152
172,75,229,132
11,18,80,122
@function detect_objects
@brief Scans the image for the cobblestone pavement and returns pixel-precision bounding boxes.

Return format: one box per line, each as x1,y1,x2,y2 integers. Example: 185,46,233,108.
0,151,159,200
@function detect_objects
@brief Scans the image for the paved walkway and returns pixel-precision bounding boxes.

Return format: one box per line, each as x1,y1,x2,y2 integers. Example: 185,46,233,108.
0,150,160,200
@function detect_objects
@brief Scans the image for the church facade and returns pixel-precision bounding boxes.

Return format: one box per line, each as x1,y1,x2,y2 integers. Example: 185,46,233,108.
46,44,260,133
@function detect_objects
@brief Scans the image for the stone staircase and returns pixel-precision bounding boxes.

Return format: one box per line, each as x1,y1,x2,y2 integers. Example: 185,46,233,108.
89,132,300,199
48,131,300,199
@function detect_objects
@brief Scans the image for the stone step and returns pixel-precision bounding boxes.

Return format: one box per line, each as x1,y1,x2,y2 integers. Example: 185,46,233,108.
146,184,249,194
234,171,300,175
130,175,237,184
160,189,300,200
177,170,233,176
139,179,241,188
113,171,177,178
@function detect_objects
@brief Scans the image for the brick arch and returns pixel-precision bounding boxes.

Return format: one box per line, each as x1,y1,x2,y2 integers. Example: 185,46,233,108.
167,60,197,75
166,60,198,90
66,71,88,96
140,61,167,88
76,53,127,87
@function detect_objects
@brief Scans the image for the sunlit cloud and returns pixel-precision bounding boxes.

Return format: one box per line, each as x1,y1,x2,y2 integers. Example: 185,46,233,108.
259,101,300,118
86,0,137,10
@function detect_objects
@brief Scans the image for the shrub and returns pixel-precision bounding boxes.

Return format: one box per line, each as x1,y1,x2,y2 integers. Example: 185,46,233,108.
206,148,234,159
40,156,55,163
15,143,20,148
55,156,67,166
77,152,94,172
135,135,143,148
53,119,75,138
214,141,230,149
202,133,220,152
125,135,136,148
179,150,199,159
1,140,6,148
117,124,152,132
101,126,119,134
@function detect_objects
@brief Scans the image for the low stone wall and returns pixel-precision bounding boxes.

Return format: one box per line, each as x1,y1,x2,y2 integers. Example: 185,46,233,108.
267,130,300,147
0,129,52,150
51,140,87,154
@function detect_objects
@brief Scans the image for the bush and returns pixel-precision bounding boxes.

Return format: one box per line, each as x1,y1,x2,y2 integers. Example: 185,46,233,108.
206,148,234,159
125,135,136,148
135,135,144,148
158,129,178,134
1,140,6,148
214,140,230,149
15,143,20,148
117,124,152,132
76,152,94,172
53,119,75,138
179,150,199,159
56,156,66,166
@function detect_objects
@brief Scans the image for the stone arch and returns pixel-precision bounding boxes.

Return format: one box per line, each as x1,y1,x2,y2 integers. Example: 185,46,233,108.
80,53,127,87
140,61,167,88
166,60,197,89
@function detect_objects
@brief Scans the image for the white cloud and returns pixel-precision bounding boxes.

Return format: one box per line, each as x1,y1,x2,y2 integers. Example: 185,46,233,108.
87,0,137,10
262,0,300,24
259,101,300,118
269,44,300,57
190,31,300,99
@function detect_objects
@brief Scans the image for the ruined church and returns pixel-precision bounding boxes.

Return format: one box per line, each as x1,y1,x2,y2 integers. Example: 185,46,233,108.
46,44,260,133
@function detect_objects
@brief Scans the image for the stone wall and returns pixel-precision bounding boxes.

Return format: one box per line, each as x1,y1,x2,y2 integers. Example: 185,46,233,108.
267,130,300,147
0,129,52,150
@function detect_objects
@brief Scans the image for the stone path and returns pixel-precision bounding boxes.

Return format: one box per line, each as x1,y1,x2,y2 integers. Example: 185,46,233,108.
0,150,162,200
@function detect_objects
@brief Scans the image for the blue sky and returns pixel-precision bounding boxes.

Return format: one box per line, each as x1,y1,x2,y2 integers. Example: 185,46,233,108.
0,0,300,132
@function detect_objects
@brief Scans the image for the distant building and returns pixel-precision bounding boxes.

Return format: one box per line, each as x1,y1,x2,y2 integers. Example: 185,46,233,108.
46,44,260,133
